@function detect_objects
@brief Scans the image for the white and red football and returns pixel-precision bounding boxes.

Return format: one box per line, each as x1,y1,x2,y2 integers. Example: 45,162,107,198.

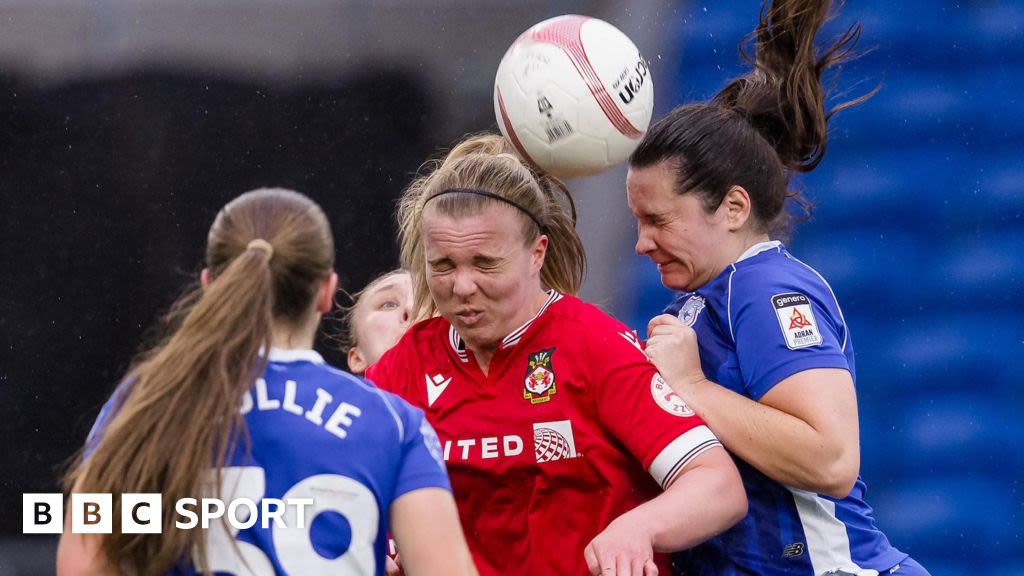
494,15,654,179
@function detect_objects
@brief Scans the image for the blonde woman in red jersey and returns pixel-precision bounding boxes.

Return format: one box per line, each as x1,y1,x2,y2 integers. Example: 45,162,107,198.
365,134,747,576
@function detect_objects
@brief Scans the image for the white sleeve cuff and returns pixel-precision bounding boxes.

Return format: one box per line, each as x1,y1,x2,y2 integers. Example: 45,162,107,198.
648,425,722,489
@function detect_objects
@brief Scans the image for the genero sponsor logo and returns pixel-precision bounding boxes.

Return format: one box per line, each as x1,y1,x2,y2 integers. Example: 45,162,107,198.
650,373,694,417
771,292,823,350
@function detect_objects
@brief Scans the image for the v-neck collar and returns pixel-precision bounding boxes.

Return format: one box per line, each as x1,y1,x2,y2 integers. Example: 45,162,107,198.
447,290,563,363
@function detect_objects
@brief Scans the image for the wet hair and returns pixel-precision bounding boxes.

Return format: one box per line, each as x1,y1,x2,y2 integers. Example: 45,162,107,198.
64,188,334,575
397,133,586,319
630,0,876,238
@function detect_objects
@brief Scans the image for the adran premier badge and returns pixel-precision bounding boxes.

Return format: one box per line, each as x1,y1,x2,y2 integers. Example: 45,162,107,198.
771,292,822,349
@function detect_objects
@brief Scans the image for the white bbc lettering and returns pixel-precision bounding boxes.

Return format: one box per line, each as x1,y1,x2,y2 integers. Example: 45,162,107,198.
22,494,63,534
442,435,524,461
71,493,112,534
122,493,161,534
240,379,363,441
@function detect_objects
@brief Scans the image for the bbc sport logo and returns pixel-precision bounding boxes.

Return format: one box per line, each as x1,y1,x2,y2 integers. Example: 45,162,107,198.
23,493,314,534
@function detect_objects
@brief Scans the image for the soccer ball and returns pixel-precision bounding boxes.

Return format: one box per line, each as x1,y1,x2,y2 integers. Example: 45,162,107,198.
494,15,654,179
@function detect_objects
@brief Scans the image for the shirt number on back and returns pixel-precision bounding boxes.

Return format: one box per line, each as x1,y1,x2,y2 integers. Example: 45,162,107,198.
203,466,379,575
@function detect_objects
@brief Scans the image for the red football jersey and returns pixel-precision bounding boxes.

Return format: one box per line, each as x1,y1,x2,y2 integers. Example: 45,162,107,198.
366,292,721,576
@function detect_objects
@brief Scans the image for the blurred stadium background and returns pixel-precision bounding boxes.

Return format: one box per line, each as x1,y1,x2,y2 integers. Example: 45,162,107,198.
0,0,1020,574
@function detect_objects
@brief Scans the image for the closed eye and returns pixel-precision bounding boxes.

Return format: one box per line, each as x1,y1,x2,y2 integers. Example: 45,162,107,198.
644,213,670,227
473,256,502,270
428,258,454,273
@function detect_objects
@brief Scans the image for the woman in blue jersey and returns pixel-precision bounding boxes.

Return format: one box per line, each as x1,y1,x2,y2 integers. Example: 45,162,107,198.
625,1,930,575
57,189,477,576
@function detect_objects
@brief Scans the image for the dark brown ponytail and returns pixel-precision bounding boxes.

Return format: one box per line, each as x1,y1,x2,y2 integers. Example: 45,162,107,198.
630,0,875,237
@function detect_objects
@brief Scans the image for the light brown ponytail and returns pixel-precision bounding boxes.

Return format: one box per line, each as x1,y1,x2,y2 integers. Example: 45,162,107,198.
64,188,333,574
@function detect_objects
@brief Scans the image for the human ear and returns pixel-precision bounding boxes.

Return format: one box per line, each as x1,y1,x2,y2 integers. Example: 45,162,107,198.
316,272,339,314
723,186,752,231
532,235,549,273
347,346,368,375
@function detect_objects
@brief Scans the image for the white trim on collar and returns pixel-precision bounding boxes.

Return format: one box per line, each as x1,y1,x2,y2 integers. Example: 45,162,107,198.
267,347,325,364
737,240,782,262
448,290,563,361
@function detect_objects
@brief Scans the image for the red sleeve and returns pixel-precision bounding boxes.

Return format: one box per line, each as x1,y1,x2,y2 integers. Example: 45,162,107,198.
586,313,722,489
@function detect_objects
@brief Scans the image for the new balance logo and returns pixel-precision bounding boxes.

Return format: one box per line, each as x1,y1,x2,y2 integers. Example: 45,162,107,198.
782,542,804,558
425,373,451,407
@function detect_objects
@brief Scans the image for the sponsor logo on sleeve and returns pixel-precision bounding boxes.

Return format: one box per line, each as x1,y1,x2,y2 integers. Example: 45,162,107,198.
650,374,694,417
771,293,823,350
523,348,557,404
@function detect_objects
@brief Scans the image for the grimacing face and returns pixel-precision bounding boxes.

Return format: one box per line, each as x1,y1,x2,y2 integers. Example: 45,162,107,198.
421,201,547,354
627,161,733,292
348,271,413,373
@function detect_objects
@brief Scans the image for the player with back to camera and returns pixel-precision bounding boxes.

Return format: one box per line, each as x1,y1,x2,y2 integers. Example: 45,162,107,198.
626,1,931,574
344,269,414,375
57,189,478,576
365,134,748,576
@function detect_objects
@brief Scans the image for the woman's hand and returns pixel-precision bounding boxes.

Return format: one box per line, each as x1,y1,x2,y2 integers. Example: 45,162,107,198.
584,515,659,576
645,314,706,396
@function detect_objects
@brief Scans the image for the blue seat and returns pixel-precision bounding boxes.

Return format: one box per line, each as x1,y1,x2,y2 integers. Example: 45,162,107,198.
987,560,1024,576
851,313,1023,399
790,228,927,307
930,231,1024,304
886,394,1023,478
921,562,981,576
798,148,955,228
857,393,1021,478
871,476,1022,560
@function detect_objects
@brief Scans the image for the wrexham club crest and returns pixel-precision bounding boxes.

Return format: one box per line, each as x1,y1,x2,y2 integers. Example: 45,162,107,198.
524,348,557,404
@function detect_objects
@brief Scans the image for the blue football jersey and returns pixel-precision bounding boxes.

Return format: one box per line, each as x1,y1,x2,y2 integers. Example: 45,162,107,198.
86,348,450,576
664,242,909,576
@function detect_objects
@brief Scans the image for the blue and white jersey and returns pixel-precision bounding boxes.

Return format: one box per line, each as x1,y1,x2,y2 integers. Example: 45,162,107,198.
87,348,450,576
664,242,908,576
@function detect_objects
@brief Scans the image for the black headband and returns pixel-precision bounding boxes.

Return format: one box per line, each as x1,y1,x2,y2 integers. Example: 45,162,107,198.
423,187,546,234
